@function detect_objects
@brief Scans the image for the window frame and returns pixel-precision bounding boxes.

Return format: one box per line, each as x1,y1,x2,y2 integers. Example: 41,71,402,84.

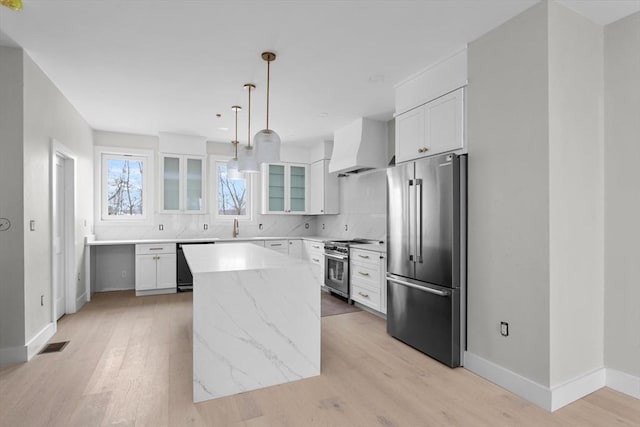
211,157,254,222
95,146,154,224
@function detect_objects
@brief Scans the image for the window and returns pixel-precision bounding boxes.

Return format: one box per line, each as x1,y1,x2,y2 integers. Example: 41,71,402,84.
214,161,251,220
100,152,150,221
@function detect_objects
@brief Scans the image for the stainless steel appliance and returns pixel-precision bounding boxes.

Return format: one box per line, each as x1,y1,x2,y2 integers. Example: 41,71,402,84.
386,153,467,367
323,239,376,302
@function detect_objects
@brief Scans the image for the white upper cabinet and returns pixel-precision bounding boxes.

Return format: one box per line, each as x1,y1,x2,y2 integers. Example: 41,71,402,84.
395,88,464,163
261,163,308,214
308,159,339,215
160,154,206,213
395,49,467,163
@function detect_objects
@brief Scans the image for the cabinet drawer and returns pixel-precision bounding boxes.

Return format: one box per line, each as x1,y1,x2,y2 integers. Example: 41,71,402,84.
351,283,381,311
350,249,379,267
350,262,380,287
136,243,176,255
265,240,288,254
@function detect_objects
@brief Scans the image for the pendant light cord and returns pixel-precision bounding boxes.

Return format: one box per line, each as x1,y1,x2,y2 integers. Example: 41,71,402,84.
247,85,252,148
266,58,270,130
234,107,238,159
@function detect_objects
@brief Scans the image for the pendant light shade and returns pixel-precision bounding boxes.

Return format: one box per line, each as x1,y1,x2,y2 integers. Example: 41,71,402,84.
227,105,243,180
238,83,260,174
253,51,281,163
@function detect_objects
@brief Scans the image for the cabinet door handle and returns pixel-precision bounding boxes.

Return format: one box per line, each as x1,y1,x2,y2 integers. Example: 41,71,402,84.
358,292,369,298
418,147,429,153
358,254,370,259
358,271,369,276
312,258,320,262
270,243,283,247
149,247,163,251
312,245,320,249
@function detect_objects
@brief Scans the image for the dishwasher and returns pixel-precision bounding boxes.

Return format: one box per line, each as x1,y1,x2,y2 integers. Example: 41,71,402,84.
176,241,215,292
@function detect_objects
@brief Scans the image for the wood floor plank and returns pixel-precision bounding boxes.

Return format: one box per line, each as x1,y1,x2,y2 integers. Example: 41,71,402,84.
1,290,638,427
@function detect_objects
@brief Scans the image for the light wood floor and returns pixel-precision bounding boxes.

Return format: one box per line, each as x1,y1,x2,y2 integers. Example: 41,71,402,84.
1,292,639,427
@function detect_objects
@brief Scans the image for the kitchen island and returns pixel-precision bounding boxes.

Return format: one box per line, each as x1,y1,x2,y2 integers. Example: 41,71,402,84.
182,243,320,403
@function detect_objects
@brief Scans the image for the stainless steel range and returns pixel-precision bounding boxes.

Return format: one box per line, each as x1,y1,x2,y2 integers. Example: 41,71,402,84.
323,239,379,303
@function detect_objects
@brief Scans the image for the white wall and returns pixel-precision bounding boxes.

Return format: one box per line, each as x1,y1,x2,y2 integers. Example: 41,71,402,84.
22,53,94,340
314,169,387,242
467,1,551,386
548,0,604,386
604,11,640,378
0,46,26,360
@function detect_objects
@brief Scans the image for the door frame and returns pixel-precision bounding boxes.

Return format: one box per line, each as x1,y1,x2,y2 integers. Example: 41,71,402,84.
50,139,77,321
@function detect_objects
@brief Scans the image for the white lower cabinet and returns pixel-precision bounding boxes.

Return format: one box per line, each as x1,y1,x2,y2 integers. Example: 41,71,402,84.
303,239,325,286
135,243,176,296
350,248,386,314
288,239,303,259
265,239,289,255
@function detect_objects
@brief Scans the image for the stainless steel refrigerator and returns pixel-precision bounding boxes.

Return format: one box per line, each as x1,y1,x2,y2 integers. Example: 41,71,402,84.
386,153,466,367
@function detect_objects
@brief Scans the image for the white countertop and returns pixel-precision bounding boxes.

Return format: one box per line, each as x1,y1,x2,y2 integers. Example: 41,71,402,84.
85,235,329,246
182,242,309,274
350,242,387,253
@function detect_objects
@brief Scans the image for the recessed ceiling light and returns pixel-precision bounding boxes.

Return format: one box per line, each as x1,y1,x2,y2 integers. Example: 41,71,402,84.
218,127,229,131
368,74,385,83
319,112,328,118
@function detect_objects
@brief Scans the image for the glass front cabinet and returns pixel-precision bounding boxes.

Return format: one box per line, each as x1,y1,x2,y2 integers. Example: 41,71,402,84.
261,163,308,214
160,154,205,213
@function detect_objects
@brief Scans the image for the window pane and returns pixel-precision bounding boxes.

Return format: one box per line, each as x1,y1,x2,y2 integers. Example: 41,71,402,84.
218,163,247,216
106,158,144,216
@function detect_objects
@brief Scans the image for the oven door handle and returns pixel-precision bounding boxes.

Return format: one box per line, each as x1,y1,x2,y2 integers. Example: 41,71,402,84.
325,253,348,261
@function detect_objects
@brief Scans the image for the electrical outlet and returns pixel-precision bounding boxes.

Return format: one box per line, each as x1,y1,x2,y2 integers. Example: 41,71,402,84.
121,270,127,278
203,223,209,230
77,273,81,281
159,224,164,231
344,224,348,231
322,223,325,230
305,223,309,229
500,322,509,337
30,220,36,231
259,223,263,230
40,295,44,306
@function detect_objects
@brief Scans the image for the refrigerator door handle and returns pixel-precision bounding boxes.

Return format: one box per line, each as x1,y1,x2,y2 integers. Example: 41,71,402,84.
386,275,450,297
407,179,415,262
415,178,423,263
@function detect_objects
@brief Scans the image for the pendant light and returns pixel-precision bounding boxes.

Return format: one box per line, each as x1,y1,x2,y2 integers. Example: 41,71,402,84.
253,51,281,163
238,83,260,174
227,105,243,180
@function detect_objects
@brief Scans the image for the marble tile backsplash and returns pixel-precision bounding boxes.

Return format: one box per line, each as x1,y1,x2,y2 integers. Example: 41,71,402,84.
94,213,316,241
313,169,387,242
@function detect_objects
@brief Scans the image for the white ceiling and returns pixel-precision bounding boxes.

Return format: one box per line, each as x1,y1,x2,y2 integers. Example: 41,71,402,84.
1,0,638,146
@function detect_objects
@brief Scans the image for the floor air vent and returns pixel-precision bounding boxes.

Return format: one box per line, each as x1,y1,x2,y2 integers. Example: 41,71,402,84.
39,341,69,354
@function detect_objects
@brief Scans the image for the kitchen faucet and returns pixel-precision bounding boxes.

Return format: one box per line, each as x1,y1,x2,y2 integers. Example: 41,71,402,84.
233,217,239,238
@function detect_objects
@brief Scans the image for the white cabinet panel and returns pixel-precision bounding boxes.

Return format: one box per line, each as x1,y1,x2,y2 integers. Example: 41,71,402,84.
288,239,303,259
308,159,339,215
395,88,464,163
160,154,205,213
135,243,176,295
262,163,308,214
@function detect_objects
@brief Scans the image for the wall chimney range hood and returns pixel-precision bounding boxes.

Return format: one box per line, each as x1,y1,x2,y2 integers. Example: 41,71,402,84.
329,118,388,175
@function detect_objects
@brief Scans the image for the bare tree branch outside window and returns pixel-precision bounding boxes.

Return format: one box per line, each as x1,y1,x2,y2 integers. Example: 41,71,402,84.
217,164,247,216
106,158,144,216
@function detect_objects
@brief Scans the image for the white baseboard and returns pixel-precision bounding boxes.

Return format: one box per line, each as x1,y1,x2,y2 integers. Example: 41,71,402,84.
463,351,552,410
550,368,606,411
76,292,87,311
26,322,57,360
99,287,135,292
0,345,27,366
464,352,637,411
607,368,640,399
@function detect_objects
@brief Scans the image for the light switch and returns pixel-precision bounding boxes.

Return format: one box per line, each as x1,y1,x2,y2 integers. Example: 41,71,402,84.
30,220,36,231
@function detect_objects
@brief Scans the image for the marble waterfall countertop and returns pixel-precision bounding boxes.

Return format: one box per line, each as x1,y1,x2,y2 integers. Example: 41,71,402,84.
183,243,320,402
